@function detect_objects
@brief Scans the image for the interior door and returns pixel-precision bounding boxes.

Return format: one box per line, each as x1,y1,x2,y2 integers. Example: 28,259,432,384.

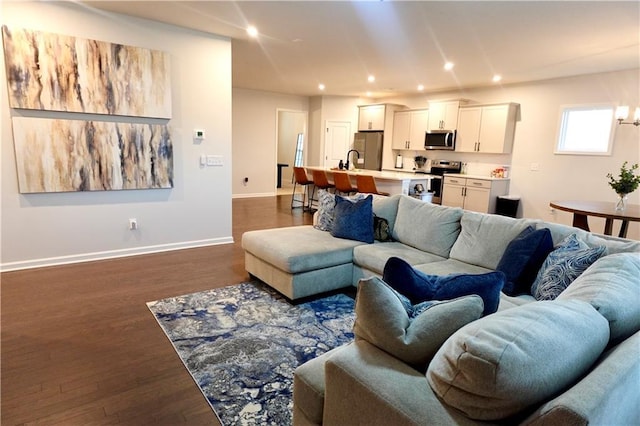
325,121,351,167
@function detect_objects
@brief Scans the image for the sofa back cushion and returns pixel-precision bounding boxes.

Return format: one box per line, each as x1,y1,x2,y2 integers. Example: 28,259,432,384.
449,211,535,270
538,221,640,254
372,194,401,235
393,196,463,257
558,252,640,345
427,299,609,421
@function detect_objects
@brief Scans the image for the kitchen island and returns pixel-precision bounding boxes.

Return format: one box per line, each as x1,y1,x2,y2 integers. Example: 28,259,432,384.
304,166,435,197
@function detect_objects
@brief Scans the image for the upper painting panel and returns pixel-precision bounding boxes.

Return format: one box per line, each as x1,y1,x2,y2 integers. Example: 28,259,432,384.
2,26,172,119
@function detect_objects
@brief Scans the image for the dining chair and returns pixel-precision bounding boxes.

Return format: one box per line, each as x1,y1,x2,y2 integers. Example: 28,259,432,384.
291,167,314,210
309,170,336,210
356,175,389,196
333,172,357,195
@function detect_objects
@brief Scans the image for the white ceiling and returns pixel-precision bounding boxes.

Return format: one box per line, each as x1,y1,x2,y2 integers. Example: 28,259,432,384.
87,1,640,98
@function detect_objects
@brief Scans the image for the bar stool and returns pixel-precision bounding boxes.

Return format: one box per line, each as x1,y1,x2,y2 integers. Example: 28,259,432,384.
333,172,357,195
291,167,314,210
356,175,389,196
309,169,335,209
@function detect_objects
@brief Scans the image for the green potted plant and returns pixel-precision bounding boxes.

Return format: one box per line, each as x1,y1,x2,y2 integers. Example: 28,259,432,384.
607,162,640,210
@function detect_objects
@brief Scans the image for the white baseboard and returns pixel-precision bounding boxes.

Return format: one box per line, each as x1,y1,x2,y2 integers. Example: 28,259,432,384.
0,237,234,272
232,192,276,199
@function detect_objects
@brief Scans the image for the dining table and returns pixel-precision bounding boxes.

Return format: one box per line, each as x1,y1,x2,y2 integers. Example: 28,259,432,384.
549,200,640,238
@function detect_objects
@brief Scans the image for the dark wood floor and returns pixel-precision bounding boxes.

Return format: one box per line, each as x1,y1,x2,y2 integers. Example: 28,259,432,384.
1,196,313,425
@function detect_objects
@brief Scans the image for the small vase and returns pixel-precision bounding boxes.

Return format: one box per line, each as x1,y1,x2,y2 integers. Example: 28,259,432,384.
615,193,629,211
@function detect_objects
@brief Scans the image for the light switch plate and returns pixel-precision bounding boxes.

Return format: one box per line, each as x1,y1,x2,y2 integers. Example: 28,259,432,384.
206,155,223,166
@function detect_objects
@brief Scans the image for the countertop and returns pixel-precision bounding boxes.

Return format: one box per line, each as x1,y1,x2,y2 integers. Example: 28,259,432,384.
305,166,435,181
445,173,511,181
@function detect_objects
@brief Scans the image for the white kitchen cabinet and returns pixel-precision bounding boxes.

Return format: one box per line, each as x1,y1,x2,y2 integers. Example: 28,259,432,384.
441,175,509,213
428,101,459,130
392,109,429,150
358,104,386,131
456,103,519,153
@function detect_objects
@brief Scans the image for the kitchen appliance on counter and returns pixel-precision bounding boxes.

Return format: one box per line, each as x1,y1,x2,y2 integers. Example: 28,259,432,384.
429,160,461,204
353,132,383,170
413,156,431,173
425,130,456,150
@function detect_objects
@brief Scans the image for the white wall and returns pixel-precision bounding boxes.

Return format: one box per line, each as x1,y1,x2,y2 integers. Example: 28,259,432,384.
232,88,308,197
1,2,233,270
382,69,640,239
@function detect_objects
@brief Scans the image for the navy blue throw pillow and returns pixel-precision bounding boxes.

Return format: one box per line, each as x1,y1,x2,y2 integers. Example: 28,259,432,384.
382,257,505,316
331,195,374,243
496,226,553,296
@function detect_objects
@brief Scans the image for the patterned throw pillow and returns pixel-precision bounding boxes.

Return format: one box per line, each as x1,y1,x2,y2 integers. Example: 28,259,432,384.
531,234,607,301
313,189,336,231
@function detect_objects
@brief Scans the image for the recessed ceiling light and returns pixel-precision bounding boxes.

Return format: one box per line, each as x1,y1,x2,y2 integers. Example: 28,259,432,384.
444,62,454,71
417,84,425,91
492,74,502,83
366,91,372,97
368,75,375,83
246,26,259,38
318,83,325,91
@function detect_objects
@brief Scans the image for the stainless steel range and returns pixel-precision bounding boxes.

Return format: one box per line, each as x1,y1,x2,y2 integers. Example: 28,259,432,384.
428,160,461,204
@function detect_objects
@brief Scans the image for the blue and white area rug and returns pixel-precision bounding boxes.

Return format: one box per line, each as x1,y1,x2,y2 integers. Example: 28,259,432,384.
147,282,355,425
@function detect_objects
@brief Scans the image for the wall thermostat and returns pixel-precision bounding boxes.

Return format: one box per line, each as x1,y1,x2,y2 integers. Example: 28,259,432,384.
194,129,206,140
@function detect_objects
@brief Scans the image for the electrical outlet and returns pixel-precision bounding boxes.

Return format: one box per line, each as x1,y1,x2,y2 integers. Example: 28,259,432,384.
129,218,138,230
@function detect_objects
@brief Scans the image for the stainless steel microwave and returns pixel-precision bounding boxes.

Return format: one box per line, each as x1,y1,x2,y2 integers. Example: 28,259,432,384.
425,130,456,150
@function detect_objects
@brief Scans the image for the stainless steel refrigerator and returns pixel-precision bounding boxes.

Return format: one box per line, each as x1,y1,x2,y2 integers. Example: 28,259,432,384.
352,132,383,171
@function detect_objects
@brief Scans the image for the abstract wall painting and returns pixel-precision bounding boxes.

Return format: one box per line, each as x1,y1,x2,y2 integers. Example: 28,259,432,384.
2,26,171,118
12,117,173,193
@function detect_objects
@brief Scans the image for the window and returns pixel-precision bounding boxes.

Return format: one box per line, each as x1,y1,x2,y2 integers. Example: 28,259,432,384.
556,105,615,155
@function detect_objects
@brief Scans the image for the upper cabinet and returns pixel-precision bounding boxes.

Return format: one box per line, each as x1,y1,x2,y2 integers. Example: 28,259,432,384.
392,109,429,150
358,104,386,131
456,103,519,153
428,101,460,131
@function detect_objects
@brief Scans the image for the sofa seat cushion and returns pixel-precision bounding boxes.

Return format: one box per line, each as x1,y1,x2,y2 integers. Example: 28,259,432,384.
413,258,492,276
393,196,463,258
427,299,610,421
558,252,640,344
242,226,363,273
449,211,535,270
354,276,484,369
353,242,446,275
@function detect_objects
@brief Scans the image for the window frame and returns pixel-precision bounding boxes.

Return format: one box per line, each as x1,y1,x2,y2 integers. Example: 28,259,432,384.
554,104,617,156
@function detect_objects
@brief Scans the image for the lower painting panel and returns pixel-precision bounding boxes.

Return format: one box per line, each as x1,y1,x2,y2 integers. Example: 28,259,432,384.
11,117,173,193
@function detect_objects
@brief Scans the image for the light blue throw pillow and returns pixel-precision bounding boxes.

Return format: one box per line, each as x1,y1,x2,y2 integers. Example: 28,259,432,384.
531,234,607,301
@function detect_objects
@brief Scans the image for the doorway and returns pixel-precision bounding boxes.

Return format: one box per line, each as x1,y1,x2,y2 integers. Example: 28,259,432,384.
277,109,307,195
324,121,351,168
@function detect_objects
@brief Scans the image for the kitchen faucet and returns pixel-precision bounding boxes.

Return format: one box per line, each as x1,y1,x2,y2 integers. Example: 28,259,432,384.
345,149,360,170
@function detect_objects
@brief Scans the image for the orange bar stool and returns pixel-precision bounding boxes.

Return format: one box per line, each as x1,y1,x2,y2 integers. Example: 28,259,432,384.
291,167,314,210
310,169,336,209
333,172,357,195
356,175,389,196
